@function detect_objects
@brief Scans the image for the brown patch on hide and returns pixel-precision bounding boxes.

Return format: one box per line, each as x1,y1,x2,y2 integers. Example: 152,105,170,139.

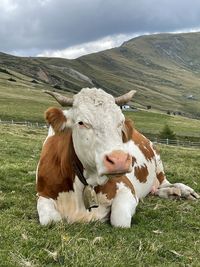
132,130,155,161
95,176,135,200
122,119,134,143
45,107,67,133
156,171,165,184
134,164,149,183
37,129,83,199
132,156,137,166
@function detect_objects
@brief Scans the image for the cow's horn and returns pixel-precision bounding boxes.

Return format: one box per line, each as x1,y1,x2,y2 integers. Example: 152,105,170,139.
44,90,73,106
115,90,136,106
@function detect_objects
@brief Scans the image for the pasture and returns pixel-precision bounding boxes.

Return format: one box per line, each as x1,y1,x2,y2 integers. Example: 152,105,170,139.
1,73,200,141
0,124,200,267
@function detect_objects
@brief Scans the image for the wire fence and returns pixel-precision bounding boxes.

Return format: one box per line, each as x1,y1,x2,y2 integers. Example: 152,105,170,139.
0,119,200,148
0,119,47,128
153,138,200,148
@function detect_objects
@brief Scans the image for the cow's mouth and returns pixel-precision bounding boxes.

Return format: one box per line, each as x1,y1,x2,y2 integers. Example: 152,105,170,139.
101,166,133,178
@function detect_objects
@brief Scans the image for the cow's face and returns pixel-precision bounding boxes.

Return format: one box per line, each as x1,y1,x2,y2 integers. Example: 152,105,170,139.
46,88,133,185
71,88,132,184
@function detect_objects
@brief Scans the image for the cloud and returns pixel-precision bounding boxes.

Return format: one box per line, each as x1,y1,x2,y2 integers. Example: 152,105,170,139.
0,0,18,12
37,33,140,59
1,0,200,57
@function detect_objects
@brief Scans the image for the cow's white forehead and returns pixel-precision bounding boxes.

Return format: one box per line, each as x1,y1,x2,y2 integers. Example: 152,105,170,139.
73,88,115,107
72,88,124,125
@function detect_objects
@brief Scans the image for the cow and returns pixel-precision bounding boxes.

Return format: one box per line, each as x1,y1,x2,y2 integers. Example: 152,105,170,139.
36,88,199,228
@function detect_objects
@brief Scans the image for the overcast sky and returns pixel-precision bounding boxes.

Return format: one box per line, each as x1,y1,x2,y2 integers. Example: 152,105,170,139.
1,0,200,59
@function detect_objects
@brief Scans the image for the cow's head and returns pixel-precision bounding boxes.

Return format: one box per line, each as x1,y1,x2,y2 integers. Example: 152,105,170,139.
45,88,136,185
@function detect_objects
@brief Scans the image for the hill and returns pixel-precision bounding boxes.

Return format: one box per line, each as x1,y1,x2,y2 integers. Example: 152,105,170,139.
1,32,200,118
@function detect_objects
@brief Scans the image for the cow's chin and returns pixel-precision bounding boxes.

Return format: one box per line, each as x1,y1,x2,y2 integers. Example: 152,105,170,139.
86,166,133,186
98,167,132,185
99,166,133,181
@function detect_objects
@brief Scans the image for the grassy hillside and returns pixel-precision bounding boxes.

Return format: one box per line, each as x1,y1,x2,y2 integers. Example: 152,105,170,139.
0,71,200,140
1,32,200,117
73,33,200,116
0,69,72,122
0,124,200,266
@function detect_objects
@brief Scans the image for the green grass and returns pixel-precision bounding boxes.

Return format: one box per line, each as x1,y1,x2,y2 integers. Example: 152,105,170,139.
0,124,200,267
125,110,200,140
0,72,71,122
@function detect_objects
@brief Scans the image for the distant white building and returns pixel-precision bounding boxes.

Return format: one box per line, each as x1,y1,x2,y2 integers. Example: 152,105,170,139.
122,105,130,110
187,95,194,99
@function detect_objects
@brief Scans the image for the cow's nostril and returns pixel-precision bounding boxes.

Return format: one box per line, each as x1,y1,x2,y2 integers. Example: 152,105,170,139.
106,155,115,165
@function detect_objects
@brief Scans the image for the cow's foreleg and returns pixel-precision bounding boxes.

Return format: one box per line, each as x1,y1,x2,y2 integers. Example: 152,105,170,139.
153,173,199,200
155,182,200,200
152,153,199,200
110,183,138,228
37,196,62,225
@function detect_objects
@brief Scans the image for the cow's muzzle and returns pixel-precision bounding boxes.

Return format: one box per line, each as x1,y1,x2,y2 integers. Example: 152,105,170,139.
103,150,132,176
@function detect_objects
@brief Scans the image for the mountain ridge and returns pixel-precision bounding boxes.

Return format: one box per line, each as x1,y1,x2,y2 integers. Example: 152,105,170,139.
1,32,200,117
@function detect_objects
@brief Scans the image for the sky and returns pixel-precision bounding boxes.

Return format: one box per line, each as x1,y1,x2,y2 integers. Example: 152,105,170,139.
1,0,200,59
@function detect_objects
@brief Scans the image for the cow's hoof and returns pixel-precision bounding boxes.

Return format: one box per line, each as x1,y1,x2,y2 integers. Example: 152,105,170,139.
173,183,200,200
39,212,62,225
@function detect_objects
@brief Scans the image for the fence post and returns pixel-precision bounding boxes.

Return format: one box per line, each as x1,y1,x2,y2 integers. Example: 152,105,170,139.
166,138,169,145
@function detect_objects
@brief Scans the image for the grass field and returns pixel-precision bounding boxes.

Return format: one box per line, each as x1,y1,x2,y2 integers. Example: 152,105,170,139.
1,34,200,266
125,110,200,141
0,71,70,122
0,124,200,267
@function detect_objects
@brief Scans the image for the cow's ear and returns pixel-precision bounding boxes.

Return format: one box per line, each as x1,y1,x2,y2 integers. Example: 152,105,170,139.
122,119,134,142
45,107,70,132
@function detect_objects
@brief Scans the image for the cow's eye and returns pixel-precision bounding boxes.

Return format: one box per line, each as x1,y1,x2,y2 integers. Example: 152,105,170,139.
78,121,91,129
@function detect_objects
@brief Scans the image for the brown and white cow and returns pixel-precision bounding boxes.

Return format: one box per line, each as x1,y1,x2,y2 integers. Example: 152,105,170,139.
36,88,199,227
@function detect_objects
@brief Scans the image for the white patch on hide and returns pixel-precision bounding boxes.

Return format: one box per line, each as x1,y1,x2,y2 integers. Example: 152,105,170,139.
35,161,39,183
124,140,157,199
56,177,111,223
85,170,109,186
43,125,55,145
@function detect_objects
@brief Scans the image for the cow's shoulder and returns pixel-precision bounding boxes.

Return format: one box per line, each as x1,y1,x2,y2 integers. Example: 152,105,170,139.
123,119,156,161
131,129,156,161
37,129,80,199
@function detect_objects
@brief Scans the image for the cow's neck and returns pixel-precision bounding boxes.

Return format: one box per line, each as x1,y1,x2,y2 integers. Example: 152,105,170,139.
71,139,108,187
